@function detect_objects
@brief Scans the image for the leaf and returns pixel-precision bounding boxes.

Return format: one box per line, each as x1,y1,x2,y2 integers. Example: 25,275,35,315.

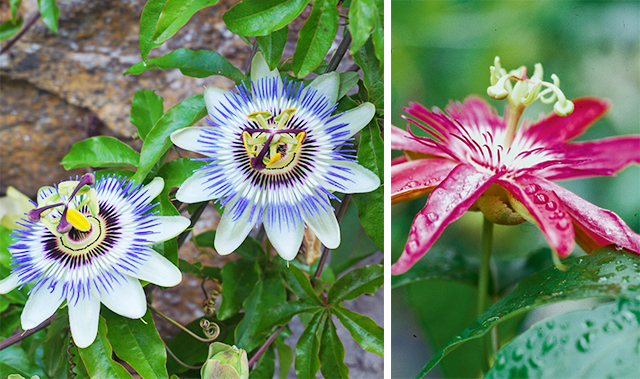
77,317,134,379
319,315,349,379
327,264,383,304
125,49,246,83
337,72,359,100
329,203,378,276
371,7,384,68
419,247,640,377
249,344,275,379
352,39,383,109
0,18,23,41
10,0,21,20
165,319,211,374
61,136,140,170
132,95,207,184
218,258,260,320
331,304,383,357
131,90,164,141
294,310,325,379
292,0,338,78
103,308,169,379
0,345,47,378
391,248,479,289
256,26,288,71
275,335,294,379
352,119,383,250
223,0,308,37
235,269,287,351
485,299,640,379
37,0,60,33
259,300,322,332
348,0,375,54
139,0,218,60
287,264,323,305
41,313,71,378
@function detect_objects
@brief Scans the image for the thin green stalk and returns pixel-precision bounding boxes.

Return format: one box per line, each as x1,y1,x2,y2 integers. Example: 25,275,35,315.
148,303,218,343
478,217,494,372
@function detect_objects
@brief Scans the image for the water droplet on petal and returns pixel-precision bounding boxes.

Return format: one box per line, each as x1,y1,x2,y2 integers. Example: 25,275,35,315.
408,240,419,252
556,219,570,230
533,193,549,204
524,183,540,194
427,212,439,222
545,201,557,211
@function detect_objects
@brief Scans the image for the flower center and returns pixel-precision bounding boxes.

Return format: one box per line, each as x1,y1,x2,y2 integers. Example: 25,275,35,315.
59,216,105,254
242,109,306,173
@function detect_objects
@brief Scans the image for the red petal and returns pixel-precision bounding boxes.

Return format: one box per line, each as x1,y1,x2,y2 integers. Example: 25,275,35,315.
391,124,443,156
392,164,501,275
523,97,610,145
392,155,407,166
530,176,640,254
543,135,640,180
391,158,458,204
498,179,575,257
444,96,506,135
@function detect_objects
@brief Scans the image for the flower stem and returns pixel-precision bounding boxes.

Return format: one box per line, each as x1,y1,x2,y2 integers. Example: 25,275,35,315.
478,217,494,372
248,326,283,367
503,103,525,149
164,340,202,370
148,304,217,343
0,313,55,351
325,30,352,74
0,13,40,55
314,194,352,278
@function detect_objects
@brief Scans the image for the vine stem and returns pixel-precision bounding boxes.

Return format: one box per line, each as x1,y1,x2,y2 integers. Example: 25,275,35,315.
0,313,55,351
314,194,352,278
177,201,208,248
248,326,283,367
0,13,40,55
325,30,352,74
148,303,218,343
478,217,494,372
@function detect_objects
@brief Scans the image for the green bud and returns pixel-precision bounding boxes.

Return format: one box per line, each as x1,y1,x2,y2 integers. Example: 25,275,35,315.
201,342,249,379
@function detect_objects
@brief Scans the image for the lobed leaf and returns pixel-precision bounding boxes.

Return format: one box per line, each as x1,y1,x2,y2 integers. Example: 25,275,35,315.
223,0,308,37
352,39,383,109
287,264,323,305
259,300,323,333
78,317,134,379
131,90,164,141
319,315,349,379
295,310,326,379
37,0,59,33
331,304,383,357
256,26,288,71
327,264,383,304
292,0,339,78
61,136,140,170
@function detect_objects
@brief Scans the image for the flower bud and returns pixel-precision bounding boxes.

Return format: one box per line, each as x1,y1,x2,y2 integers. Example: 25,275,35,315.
201,342,249,379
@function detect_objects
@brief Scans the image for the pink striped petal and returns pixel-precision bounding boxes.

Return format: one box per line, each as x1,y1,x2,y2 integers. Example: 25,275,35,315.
392,164,502,275
391,155,407,166
543,136,640,180
536,177,640,254
391,158,458,205
523,97,610,145
444,96,506,135
498,179,575,257
390,125,443,156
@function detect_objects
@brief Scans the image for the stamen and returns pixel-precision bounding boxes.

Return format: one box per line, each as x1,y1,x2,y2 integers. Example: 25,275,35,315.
66,208,91,232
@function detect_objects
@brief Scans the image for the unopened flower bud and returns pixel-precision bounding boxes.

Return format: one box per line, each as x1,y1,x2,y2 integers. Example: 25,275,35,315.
201,342,249,379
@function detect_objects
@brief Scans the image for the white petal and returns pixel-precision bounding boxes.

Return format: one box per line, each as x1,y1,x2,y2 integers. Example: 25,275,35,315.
146,216,190,243
68,294,101,348
264,211,304,261
214,197,256,255
323,102,376,139
100,276,147,319
0,273,19,294
204,87,232,121
175,169,216,203
302,206,341,249
324,160,380,194
306,72,340,107
171,126,214,156
251,52,283,92
128,249,182,287
21,279,64,330
140,177,164,203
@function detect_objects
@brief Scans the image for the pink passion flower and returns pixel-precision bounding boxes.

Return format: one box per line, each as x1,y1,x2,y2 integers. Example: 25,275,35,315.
391,58,640,275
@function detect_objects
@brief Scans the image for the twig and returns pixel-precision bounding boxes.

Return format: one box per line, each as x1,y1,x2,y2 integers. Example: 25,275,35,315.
324,30,352,74
245,40,258,76
0,313,55,351
248,326,283,367
177,202,208,248
314,194,351,278
0,13,41,55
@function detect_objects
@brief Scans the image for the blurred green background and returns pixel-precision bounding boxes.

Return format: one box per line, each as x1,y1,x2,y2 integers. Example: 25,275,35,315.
391,1,640,378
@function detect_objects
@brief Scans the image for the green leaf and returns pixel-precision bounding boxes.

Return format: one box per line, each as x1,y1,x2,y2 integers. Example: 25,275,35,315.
0,18,23,41
10,0,21,20
223,0,308,37
352,39,383,109
61,136,140,170
295,310,325,379
165,319,211,374
125,49,246,83
77,317,134,379
256,26,288,71
259,300,322,332
0,345,47,378
41,313,71,378
337,72,359,100
391,248,479,289
133,95,207,184
371,7,384,69
485,299,640,379
275,335,294,379
218,258,260,320
292,0,338,78
287,264,323,305
348,0,375,54
353,119,383,250
327,264,383,304
235,269,287,351
139,0,218,60
249,344,275,379
319,315,349,379
419,247,640,377
37,0,59,33
329,203,378,276
331,304,383,356
131,90,164,141
103,309,169,379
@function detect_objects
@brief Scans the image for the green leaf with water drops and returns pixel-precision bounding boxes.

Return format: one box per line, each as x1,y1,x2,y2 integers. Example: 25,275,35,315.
485,299,640,379
256,26,288,71
417,246,640,378
61,136,140,170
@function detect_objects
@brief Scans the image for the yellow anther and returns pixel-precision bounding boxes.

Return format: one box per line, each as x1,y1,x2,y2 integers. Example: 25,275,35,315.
267,153,282,165
286,132,305,154
273,108,296,129
66,208,91,232
242,131,258,155
247,111,272,129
